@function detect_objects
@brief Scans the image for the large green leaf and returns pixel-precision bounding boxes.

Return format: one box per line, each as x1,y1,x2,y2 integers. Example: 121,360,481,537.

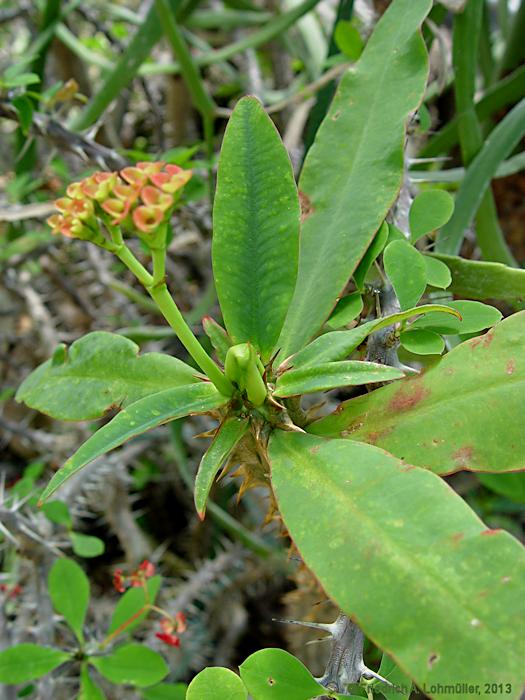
285,305,459,369
187,667,247,700
274,361,404,397
39,382,228,503
212,96,300,362
269,431,525,697
309,312,525,474
194,416,249,518
431,253,525,302
276,0,432,359
91,644,168,688
16,332,199,421
0,645,69,683
48,558,90,643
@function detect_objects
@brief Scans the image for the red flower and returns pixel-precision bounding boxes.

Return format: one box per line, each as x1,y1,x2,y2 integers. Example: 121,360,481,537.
113,569,125,593
155,631,180,647
138,559,155,577
132,205,164,233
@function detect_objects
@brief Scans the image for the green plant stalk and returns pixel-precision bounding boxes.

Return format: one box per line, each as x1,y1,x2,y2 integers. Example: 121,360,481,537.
498,0,525,75
114,244,231,394
442,1,515,265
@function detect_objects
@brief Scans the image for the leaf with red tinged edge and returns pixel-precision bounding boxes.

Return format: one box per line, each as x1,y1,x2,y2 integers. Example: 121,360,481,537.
309,311,525,474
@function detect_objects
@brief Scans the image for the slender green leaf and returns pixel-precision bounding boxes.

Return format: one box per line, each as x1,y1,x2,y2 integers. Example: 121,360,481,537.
0,645,69,684
399,329,444,355
239,648,323,700
423,255,451,289
353,221,389,291
437,97,525,256
334,20,363,60
310,312,525,474
108,576,161,636
287,304,460,369
202,316,233,364
277,0,431,359
16,332,199,421
409,190,454,242
79,666,107,700
411,300,501,335
274,361,404,397
187,667,247,700
48,559,90,643
213,96,300,361
91,644,168,688
195,417,249,518
269,432,525,697
326,292,363,330
70,4,166,131
39,382,227,503
383,240,427,310
431,253,525,302
376,654,411,700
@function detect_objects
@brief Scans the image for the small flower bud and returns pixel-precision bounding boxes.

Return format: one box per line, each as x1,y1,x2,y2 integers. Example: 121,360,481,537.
132,205,164,233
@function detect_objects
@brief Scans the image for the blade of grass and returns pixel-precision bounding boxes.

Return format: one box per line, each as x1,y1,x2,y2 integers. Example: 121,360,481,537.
498,0,525,75
436,97,525,260
410,149,525,183
69,1,184,131
420,64,525,158
436,1,515,265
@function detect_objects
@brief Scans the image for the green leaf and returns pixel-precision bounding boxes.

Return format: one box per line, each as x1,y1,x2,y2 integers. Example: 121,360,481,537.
334,20,364,60
309,312,525,474
423,255,451,289
3,72,40,88
79,666,107,700
187,667,247,700
437,97,525,256
287,305,460,369
383,240,427,310
399,329,444,355
39,382,227,503
477,473,525,504
107,575,161,636
71,532,105,558
212,96,300,362
269,431,525,696
0,645,69,684
274,361,404,397
411,300,502,335
239,648,323,700
277,0,432,359
42,500,72,527
141,683,187,700
353,221,389,291
16,332,199,421
430,253,525,302
409,190,454,242
326,292,363,330
202,316,233,364
48,558,90,642
194,417,249,518
91,644,168,688
376,654,412,700
12,95,34,135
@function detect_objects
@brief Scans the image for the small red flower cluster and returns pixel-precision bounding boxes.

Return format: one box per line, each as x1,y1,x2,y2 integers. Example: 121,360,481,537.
113,559,156,593
0,583,22,599
155,611,187,648
47,162,192,242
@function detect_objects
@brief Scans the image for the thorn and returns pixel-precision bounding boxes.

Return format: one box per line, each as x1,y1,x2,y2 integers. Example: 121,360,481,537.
273,617,335,633
360,665,393,686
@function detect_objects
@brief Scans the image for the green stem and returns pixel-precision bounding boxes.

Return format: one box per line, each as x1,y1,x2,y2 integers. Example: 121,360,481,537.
114,246,153,288
148,284,232,395
152,247,166,287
